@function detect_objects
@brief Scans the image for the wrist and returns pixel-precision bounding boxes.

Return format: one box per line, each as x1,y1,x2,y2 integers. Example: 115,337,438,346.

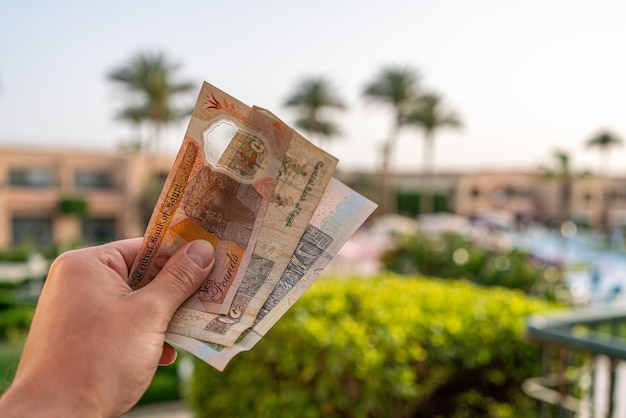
0,373,104,418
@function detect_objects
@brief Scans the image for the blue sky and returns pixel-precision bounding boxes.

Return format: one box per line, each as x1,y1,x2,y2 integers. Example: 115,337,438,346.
3,0,626,174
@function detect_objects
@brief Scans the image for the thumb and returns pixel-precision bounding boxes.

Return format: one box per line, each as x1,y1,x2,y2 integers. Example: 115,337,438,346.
140,240,215,317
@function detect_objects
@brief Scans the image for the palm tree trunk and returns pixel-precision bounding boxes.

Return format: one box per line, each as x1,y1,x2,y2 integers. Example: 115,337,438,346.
380,141,391,215
420,133,435,214
560,175,572,225
596,149,611,239
153,122,162,156
133,123,141,151
601,149,610,178
380,115,401,215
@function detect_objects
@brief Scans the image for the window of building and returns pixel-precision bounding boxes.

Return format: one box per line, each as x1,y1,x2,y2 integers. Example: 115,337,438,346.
519,188,535,199
154,171,168,184
606,189,617,202
470,188,481,199
505,187,516,198
12,217,53,247
82,218,117,244
9,168,54,188
75,170,114,190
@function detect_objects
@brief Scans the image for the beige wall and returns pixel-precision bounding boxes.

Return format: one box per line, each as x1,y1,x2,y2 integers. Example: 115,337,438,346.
390,170,626,228
336,168,626,227
454,172,539,219
0,147,172,248
4,146,626,249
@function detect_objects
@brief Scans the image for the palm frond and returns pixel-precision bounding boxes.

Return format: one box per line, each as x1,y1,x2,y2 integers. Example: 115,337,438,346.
405,93,462,134
586,129,623,149
362,66,420,109
284,76,346,141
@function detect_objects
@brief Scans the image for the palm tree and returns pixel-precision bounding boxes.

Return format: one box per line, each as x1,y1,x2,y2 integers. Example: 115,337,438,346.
541,149,573,226
586,129,623,234
586,129,623,177
405,93,462,214
283,77,345,147
116,105,146,152
363,66,420,214
108,51,195,154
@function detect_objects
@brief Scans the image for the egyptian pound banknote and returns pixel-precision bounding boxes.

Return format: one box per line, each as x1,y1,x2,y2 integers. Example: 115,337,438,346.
166,178,377,370
132,81,376,370
129,82,294,315
167,128,338,345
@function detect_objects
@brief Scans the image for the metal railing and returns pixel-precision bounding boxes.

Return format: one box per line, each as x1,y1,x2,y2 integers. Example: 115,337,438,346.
525,307,626,417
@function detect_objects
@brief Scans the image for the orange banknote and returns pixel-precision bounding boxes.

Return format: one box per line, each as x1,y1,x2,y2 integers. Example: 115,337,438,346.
129,82,293,315
167,126,337,345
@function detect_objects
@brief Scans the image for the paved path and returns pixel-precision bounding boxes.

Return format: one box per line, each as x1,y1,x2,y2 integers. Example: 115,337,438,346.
122,401,192,418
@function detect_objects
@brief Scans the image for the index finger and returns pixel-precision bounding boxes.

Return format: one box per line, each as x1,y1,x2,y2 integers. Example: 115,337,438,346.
99,237,143,273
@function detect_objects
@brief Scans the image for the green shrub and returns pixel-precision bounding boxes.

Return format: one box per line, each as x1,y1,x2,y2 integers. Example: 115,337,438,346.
0,246,58,262
0,312,182,404
0,306,35,342
382,232,569,302
59,196,88,216
0,283,37,342
396,191,448,216
136,363,181,406
187,274,554,418
0,341,23,393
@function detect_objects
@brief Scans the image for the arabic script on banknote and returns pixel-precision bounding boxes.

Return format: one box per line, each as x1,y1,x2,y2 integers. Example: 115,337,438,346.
131,81,376,370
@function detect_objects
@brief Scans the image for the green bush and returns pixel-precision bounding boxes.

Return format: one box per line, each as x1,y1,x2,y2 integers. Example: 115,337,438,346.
396,191,448,216
187,274,554,418
382,232,570,303
0,341,23,393
0,307,182,404
136,363,181,406
0,246,57,262
59,196,88,216
0,282,37,342
0,306,35,342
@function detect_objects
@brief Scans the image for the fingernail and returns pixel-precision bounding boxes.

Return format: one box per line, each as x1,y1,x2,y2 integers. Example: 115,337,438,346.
186,240,214,268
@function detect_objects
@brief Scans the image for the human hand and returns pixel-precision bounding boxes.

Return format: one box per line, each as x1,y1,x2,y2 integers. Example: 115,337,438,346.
0,238,215,417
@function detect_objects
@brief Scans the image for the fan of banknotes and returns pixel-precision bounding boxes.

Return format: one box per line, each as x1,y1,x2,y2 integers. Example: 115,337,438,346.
128,82,376,371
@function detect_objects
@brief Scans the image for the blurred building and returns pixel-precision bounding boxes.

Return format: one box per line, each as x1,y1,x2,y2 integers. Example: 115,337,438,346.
4,147,626,249
341,170,626,228
454,171,538,221
455,171,626,227
0,147,172,248
571,177,626,227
